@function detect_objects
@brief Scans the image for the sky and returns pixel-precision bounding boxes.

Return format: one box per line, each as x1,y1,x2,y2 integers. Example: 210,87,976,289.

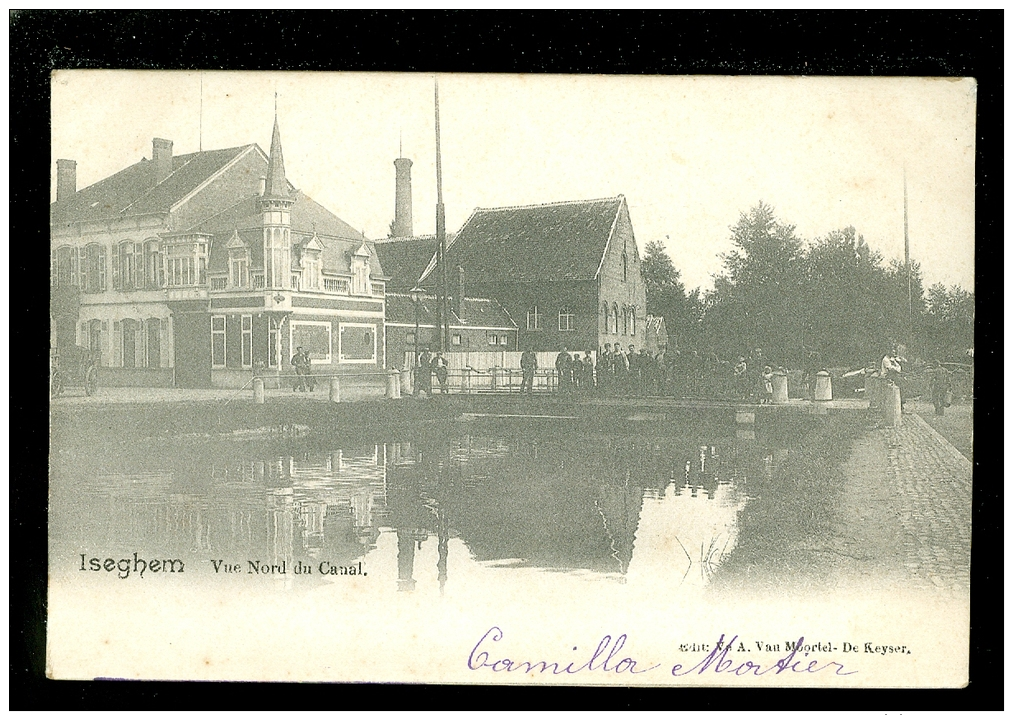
51,71,976,292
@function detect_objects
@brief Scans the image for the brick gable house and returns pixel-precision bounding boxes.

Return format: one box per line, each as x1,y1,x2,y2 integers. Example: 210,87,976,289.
421,195,647,355
50,117,386,388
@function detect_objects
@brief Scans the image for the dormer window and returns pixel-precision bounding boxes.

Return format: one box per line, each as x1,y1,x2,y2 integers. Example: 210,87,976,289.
350,241,372,296
301,234,324,291
226,231,249,289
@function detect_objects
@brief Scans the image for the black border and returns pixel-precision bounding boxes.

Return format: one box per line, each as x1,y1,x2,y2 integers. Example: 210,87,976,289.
12,10,1000,710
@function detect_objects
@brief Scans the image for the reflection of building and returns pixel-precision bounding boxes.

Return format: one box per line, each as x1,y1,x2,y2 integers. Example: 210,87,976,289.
50,116,386,388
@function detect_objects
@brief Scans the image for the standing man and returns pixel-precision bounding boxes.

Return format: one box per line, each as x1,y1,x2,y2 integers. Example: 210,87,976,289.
881,344,908,413
414,349,433,397
929,360,952,416
520,348,537,395
433,351,449,394
613,342,628,395
555,348,570,393
598,344,612,394
583,351,595,393
291,346,313,393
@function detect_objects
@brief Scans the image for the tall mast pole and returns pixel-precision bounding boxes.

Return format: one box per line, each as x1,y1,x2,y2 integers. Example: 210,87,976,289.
904,166,911,339
435,77,449,352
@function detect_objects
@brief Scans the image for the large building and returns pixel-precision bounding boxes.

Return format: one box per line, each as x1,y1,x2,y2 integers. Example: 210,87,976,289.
420,195,647,355
375,158,518,373
50,117,386,388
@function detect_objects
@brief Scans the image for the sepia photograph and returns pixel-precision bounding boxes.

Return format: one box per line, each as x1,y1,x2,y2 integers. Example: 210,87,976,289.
46,69,974,686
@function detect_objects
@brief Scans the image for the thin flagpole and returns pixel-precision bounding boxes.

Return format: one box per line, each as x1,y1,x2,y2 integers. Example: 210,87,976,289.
435,77,449,352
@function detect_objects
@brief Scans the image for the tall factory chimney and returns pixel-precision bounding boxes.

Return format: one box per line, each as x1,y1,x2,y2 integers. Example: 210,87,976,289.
393,157,414,237
56,159,77,202
152,137,174,184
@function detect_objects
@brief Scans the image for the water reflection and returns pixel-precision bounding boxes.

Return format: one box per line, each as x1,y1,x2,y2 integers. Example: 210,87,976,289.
50,422,779,594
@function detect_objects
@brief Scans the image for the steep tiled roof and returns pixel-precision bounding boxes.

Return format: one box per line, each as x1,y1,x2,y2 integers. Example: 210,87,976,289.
372,235,443,292
426,197,624,284
50,145,259,224
197,192,382,276
385,293,515,329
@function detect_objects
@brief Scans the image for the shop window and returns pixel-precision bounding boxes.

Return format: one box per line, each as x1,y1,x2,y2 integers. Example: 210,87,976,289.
292,320,333,364
338,323,376,364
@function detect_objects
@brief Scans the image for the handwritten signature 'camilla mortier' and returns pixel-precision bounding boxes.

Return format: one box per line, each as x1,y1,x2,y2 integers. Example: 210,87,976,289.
468,627,856,678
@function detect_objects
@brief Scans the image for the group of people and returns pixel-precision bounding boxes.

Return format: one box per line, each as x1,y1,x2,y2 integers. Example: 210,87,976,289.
411,349,450,397
880,343,955,416
520,344,784,401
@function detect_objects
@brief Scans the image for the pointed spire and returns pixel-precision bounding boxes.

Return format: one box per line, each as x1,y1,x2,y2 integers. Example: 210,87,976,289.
264,111,288,198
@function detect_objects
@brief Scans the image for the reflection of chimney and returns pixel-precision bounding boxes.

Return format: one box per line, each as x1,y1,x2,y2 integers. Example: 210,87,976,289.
56,159,77,202
453,266,464,317
396,528,416,592
152,138,173,184
393,157,413,237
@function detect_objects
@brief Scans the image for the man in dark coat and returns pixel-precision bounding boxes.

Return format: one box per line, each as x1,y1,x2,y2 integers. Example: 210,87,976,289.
520,349,537,395
555,349,571,393
291,346,314,392
414,349,433,397
929,361,952,416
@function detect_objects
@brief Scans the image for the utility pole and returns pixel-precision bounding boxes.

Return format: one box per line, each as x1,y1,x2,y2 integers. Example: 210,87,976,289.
435,77,449,352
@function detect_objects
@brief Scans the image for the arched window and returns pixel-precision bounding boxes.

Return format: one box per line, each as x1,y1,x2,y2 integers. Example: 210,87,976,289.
629,306,636,336
84,243,106,293
526,305,541,331
611,304,619,335
121,318,138,368
621,306,628,335
603,302,611,334
54,245,77,288
88,319,104,362
115,241,140,290
623,252,628,282
146,318,161,368
558,307,575,332
144,240,161,289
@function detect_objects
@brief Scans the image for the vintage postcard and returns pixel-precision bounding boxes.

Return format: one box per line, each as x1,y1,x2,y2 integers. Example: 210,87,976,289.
48,71,974,685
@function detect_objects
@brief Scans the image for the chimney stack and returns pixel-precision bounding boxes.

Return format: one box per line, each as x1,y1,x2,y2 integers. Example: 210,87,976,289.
393,157,413,237
56,159,77,202
152,138,173,184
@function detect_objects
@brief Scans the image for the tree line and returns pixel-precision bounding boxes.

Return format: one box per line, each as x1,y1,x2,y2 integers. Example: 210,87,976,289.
643,202,974,370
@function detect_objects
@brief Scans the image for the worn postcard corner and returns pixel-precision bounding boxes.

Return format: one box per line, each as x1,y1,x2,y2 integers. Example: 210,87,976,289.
48,71,973,686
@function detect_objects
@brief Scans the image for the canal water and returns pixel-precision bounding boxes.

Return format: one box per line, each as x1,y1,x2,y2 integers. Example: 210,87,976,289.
49,415,845,597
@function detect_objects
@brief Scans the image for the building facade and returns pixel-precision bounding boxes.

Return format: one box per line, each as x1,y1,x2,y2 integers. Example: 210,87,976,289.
420,196,647,355
50,117,386,389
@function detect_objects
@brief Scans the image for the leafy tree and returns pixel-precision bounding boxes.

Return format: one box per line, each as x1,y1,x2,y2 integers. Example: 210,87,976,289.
703,202,805,365
641,239,702,348
922,284,974,362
